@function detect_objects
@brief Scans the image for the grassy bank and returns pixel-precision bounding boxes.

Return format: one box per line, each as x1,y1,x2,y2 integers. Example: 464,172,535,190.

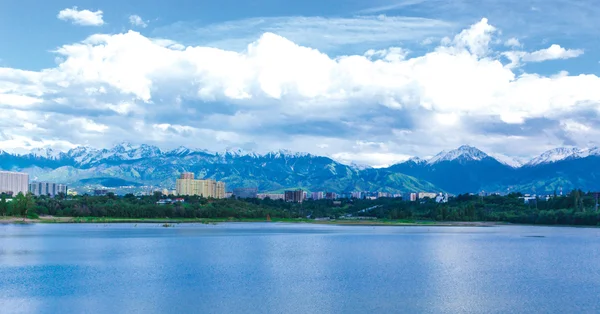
1,215,503,226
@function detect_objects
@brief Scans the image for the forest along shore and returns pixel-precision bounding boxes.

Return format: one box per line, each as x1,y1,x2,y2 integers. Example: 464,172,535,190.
0,216,510,226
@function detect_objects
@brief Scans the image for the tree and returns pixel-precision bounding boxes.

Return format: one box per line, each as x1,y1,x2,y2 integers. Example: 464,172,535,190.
0,194,7,216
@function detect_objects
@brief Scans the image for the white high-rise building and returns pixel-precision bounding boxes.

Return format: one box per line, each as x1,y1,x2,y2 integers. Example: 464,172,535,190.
29,182,68,197
0,171,29,196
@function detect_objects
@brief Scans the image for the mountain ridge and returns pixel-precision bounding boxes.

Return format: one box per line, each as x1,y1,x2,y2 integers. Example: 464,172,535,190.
2,143,600,194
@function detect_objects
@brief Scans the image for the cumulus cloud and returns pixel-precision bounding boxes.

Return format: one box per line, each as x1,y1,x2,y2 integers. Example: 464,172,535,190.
504,37,522,48
521,44,584,62
1,18,599,165
57,7,104,26
129,15,148,28
503,44,584,68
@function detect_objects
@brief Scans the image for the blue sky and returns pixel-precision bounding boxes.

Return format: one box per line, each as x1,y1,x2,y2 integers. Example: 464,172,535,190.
1,0,600,166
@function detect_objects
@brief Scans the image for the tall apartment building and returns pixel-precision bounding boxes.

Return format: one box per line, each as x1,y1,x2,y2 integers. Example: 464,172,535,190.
325,192,337,200
180,172,195,180
311,191,324,200
0,171,29,196
175,173,226,198
403,193,417,202
29,182,68,197
284,189,304,203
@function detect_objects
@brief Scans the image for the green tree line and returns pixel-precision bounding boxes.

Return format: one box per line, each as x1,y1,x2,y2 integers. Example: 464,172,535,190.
1,190,599,226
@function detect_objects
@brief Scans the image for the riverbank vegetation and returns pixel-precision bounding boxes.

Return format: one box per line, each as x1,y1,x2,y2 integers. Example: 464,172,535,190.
1,190,599,226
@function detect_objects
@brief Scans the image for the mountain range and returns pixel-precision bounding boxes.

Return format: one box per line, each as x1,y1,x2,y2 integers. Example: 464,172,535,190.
1,143,600,195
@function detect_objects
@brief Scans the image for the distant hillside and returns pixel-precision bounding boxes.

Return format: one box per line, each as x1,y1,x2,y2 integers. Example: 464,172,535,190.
2,143,600,194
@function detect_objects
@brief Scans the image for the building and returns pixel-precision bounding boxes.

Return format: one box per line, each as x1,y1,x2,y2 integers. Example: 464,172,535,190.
180,172,195,180
325,192,337,200
233,187,258,199
377,192,391,198
285,189,304,203
403,193,417,202
257,193,285,200
94,189,108,196
29,182,68,197
175,173,226,198
418,192,438,199
0,171,29,196
312,191,324,200
435,193,449,203
351,192,362,199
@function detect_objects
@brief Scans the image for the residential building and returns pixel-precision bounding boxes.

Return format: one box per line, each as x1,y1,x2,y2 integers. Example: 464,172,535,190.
175,173,226,198
0,171,29,196
418,192,438,199
403,193,417,202
233,187,258,199
435,193,449,203
312,191,324,200
325,192,337,200
351,192,362,199
285,189,304,203
257,193,285,200
377,192,390,198
94,189,108,196
180,172,195,180
29,182,68,197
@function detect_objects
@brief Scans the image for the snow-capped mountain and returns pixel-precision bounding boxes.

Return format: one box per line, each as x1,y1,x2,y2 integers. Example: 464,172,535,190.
427,145,489,164
266,149,312,159
524,147,594,166
28,147,63,160
488,153,525,168
407,157,427,164
2,143,600,194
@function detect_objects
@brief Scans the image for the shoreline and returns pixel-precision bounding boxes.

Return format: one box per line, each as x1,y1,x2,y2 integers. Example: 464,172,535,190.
2,216,596,228
0,215,501,226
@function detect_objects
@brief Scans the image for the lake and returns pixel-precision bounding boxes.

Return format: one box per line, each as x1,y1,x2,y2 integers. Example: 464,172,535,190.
1,223,599,313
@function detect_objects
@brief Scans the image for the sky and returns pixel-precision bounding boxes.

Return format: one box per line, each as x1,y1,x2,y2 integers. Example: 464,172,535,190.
1,0,600,167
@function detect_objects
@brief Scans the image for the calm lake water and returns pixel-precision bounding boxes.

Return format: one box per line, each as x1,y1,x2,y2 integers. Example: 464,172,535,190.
1,223,599,314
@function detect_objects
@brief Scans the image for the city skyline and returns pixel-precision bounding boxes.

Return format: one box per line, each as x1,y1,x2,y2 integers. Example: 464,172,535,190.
1,0,600,167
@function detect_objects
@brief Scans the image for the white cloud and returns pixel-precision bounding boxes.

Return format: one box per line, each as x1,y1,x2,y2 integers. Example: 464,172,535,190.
129,15,148,28
357,0,428,14
153,15,454,52
57,7,104,26
522,44,584,62
504,37,522,48
1,18,600,164
503,44,584,68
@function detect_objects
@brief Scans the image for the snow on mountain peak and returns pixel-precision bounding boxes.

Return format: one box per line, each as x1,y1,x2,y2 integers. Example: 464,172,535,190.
489,153,524,168
29,147,62,159
407,156,426,164
526,147,600,166
427,145,488,164
525,147,581,166
222,147,259,158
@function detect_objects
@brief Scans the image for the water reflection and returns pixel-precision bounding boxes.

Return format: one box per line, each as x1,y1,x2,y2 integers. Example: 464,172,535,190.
0,224,599,314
